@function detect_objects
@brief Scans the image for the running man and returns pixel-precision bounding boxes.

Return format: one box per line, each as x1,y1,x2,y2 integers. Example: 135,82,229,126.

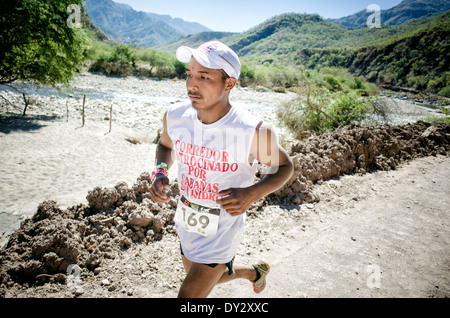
149,41,294,298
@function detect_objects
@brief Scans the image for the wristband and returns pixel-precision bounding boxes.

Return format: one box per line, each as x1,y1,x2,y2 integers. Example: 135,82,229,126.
151,168,168,182
155,162,168,173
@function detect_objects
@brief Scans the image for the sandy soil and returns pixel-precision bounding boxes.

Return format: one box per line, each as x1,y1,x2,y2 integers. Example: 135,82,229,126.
1,155,448,299
211,155,450,298
0,73,448,298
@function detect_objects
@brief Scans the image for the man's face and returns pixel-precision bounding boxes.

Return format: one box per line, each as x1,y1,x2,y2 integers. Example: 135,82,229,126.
185,58,234,111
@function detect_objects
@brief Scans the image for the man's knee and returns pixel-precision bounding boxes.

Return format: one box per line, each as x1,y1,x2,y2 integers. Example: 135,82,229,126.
177,263,226,298
178,276,214,298
177,283,205,298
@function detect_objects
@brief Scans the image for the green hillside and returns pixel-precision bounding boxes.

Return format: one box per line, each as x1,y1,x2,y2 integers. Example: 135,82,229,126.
330,0,450,28
299,11,450,96
225,14,345,64
156,13,347,61
160,14,349,64
82,0,449,96
159,11,446,64
158,11,449,96
155,31,236,52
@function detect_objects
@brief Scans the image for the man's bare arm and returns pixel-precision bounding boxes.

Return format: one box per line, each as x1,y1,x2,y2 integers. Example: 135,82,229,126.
216,123,294,216
150,112,174,204
251,122,294,198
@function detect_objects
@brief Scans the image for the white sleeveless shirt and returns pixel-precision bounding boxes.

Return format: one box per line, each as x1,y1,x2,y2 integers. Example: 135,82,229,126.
167,101,262,264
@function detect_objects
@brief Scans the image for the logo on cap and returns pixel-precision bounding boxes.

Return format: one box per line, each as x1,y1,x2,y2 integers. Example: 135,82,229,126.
200,42,219,53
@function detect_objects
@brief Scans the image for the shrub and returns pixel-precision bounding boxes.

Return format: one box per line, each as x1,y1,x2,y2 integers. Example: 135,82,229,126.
351,77,365,90
438,85,450,98
240,62,256,87
109,44,135,66
86,43,185,78
173,60,187,78
327,91,373,129
277,81,375,140
0,0,86,87
324,75,342,91
406,74,428,90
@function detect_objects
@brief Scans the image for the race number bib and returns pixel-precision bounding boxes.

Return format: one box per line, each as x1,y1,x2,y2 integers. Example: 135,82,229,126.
175,196,220,237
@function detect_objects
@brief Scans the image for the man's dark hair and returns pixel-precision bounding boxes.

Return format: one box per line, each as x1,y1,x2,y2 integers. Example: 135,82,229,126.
220,70,230,82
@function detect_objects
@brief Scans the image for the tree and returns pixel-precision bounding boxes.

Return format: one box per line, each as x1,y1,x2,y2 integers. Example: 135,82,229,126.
0,0,86,88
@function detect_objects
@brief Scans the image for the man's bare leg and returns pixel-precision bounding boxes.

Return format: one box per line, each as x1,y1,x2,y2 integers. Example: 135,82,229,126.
178,255,258,298
178,255,227,298
217,263,257,284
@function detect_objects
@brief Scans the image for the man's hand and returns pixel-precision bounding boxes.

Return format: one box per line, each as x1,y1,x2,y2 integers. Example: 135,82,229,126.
150,175,171,204
216,187,259,217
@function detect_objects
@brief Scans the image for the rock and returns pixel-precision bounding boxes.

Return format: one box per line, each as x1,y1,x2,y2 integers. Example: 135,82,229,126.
108,284,117,292
128,203,155,228
152,217,163,233
129,215,153,227
274,121,450,203
421,126,437,138
74,288,84,296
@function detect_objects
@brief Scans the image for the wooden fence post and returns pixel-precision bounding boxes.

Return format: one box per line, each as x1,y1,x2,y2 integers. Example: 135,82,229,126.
22,93,29,116
82,95,86,127
109,104,113,133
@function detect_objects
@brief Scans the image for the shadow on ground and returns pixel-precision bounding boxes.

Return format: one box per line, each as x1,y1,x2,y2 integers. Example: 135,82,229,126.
0,114,59,134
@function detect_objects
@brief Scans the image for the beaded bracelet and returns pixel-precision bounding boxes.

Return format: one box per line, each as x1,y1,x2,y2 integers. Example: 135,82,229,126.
155,162,168,173
151,168,167,182
151,162,169,182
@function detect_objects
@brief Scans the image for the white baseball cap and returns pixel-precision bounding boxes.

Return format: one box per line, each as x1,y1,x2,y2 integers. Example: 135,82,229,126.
176,41,241,80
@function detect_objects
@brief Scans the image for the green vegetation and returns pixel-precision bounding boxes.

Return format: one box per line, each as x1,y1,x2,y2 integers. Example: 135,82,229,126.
0,0,87,87
154,31,236,53
423,106,450,124
239,62,379,94
158,10,449,97
239,61,301,89
306,68,379,96
277,68,378,139
299,11,450,97
330,0,450,28
84,40,185,78
278,88,376,140
226,14,346,64
2,0,447,136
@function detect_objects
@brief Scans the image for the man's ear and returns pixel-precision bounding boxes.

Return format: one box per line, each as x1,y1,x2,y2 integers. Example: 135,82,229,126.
225,77,237,92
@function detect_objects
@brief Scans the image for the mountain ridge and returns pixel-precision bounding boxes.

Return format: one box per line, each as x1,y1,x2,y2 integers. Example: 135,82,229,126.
85,0,449,53
82,0,449,96
84,0,211,47
329,0,450,28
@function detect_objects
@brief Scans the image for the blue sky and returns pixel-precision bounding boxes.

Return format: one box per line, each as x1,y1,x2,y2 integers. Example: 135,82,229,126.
115,0,404,32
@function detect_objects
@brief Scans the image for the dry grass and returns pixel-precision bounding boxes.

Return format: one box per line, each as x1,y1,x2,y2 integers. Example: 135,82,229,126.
125,130,160,145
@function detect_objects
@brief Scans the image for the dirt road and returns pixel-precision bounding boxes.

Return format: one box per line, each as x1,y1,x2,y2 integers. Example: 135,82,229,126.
209,155,450,298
